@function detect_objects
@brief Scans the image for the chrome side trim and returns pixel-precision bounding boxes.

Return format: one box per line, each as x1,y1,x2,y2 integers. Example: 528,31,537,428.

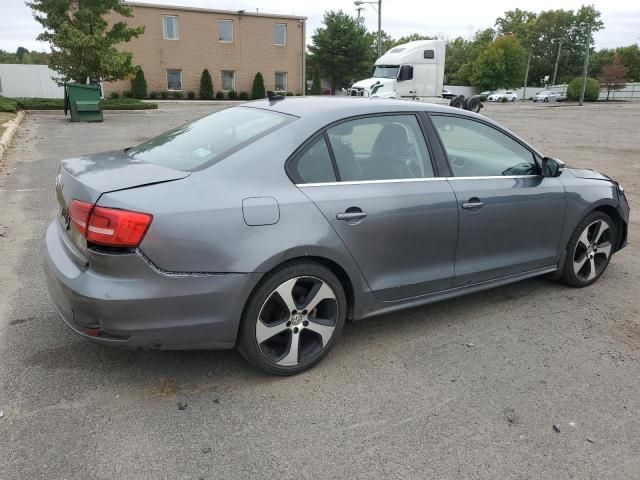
296,175,540,188
296,177,448,188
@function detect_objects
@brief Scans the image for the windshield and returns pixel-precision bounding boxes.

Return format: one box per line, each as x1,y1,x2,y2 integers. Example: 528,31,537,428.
372,65,399,79
128,107,294,171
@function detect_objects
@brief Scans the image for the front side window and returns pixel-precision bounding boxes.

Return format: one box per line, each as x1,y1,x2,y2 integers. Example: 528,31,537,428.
373,65,399,79
431,115,537,177
218,19,233,42
167,69,182,91
288,136,336,184
221,70,235,91
275,72,287,91
128,107,294,171
163,16,179,40
274,23,286,45
326,115,434,182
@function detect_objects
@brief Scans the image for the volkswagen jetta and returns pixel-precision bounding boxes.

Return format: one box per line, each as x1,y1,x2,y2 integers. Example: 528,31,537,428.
44,97,629,374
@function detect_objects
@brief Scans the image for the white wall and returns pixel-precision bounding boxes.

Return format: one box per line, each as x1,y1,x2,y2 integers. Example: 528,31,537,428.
444,85,476,97
0,64,64,99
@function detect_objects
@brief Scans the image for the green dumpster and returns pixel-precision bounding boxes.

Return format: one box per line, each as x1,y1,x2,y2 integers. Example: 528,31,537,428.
64,83,103,122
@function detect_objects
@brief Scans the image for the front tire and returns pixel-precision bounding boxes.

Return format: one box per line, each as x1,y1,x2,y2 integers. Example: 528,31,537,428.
238,261,347,375
561,212,615,287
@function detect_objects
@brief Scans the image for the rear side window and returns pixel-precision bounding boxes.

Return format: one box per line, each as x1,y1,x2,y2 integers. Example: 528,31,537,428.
128,107,294,171
326,115,434,181
288,136,336,184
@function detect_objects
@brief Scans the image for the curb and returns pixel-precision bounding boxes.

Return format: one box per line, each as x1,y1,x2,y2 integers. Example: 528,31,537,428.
0,111,25,160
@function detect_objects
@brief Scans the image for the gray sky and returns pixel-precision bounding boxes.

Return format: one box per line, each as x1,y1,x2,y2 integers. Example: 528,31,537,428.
1,0,638,52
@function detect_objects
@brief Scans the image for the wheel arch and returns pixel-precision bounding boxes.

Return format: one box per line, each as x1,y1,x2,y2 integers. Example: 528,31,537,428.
592,204,626,252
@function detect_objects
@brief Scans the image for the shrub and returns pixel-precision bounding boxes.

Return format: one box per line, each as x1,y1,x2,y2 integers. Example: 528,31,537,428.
567,77,600,102
109,92,120,99
122,90,132,98
149,91,158,100
251,72,265,99
172,91,183,99
130,67,147,99
187,91,196,100
478,95,488,102
285,91,294,96
199,68,214,100
160,91,169,100
215,91,224,100
227,90,237,100
0,96,18,113
11,97,157,111
238,91,250,101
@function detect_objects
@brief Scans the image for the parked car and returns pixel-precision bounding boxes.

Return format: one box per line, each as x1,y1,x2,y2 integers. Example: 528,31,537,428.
479,90,496,97
488,91,518,102
44,97,629,375
533,90,561,102
442,88,455,99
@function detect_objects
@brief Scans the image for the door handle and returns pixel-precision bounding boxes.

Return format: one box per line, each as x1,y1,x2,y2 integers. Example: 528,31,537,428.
462,198,484,210
336,208,367,221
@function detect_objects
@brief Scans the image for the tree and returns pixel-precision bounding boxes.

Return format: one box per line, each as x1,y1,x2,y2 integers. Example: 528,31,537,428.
27,0,144,83
251,72,265,99
310,65,322,95
384,33,435,52
445,28,495,85
199,69,214,99
598,61,627,100
0,48,50,64
471,35,526,90
130,67,147,98
308,11,376,91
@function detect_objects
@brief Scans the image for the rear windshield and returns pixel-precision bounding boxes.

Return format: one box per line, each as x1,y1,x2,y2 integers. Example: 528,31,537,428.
128,107,294,171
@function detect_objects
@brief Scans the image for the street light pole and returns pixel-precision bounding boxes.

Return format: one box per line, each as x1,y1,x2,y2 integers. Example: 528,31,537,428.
355,0,382,57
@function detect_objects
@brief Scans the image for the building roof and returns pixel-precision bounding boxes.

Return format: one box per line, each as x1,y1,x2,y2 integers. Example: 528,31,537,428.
122,1,307,20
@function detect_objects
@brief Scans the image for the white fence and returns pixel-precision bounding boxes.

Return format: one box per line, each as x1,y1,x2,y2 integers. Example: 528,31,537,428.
0,64,64,99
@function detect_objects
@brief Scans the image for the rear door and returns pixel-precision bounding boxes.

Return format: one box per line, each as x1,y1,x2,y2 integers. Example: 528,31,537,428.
429,114,566,286
288,113,459,301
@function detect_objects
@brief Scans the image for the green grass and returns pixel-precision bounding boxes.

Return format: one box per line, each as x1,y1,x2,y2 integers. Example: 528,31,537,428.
0,96,18,113
12,97,158,110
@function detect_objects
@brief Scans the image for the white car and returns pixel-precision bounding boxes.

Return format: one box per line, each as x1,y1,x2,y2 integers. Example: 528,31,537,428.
488,91,518,102
533,90,561,102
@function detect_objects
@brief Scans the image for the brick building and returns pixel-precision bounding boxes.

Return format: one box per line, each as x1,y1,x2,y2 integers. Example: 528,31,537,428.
105,2,306,97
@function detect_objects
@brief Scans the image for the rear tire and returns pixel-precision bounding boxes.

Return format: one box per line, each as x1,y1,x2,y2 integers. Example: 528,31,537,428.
560,212,615,287
237,261,347,375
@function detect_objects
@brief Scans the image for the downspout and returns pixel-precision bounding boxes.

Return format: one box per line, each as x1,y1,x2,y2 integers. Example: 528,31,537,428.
301,19,306,95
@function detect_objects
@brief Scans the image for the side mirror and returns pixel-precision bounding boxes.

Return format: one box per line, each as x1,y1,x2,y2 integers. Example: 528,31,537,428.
397,65,413,82
542,157,565,177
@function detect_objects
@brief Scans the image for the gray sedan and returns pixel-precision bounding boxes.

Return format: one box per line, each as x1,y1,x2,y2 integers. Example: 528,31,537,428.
44,97,629,375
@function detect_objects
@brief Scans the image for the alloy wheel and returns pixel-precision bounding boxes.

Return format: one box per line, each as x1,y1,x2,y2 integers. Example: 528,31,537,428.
572,219,612,282
256,276,338,367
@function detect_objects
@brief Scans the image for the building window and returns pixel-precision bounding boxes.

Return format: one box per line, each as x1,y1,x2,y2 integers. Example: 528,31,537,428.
167,69,182,90
218,19,233,42
163,16,179,40
275,72,287,91
273,23,286,45
221,70,235,91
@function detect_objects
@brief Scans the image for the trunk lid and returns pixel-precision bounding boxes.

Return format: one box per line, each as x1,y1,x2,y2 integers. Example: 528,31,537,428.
55,150,190,266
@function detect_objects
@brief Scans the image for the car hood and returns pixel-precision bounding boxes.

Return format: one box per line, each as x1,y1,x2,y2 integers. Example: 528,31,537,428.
566,167,611,182
351,77,395,90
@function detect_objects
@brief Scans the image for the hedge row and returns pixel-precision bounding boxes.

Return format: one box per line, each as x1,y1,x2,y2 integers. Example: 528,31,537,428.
10,97,158,110
0,96,18,113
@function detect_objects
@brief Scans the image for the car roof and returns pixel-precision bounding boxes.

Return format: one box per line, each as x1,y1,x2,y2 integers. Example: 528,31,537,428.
243,96,472,122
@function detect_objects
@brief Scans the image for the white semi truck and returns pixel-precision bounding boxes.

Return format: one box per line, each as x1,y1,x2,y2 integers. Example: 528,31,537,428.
345,39,482,112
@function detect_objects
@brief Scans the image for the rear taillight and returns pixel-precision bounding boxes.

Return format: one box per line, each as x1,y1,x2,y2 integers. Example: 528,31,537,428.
68,200,152,247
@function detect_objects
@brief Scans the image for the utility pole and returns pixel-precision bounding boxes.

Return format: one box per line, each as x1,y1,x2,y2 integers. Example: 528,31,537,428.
377,0,382,57
579,24,592,106
522,51,531,102
552,39,563,86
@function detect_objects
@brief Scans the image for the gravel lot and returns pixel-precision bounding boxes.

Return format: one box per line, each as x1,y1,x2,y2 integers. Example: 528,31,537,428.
0,101,638,479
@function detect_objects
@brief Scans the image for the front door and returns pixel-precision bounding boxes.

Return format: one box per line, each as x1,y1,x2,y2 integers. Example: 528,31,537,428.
429,114,566,286
288,114,459,301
